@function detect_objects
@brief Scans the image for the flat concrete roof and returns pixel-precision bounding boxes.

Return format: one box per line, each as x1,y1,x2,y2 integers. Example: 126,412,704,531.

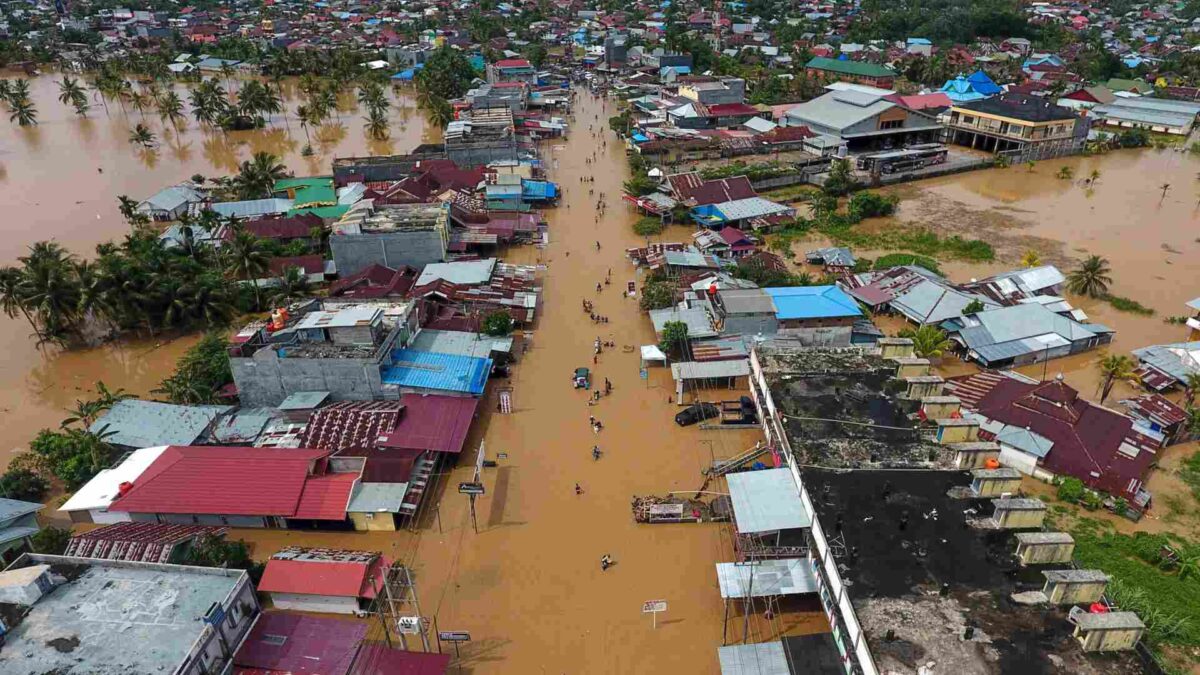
1016,532,1074,545
727,468,812,534
0,558,243,675
718,642,789,675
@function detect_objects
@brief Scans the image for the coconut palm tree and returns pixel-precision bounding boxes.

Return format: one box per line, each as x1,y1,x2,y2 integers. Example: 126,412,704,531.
129,123,157,148
224,228,269,310
18,241,82,343
0,266,39,340
1088,168,1101,184
269,265,312,306
8,95,37,126
156,90,185,132
425,96,453,128
1020,250,1042,268
364,107,389,140
232,151,290,199
61,381,132,428
1066,255,1112,298
1096,353,1136,404
1056,166,1073,180
897,325,954,359
57,76,89,117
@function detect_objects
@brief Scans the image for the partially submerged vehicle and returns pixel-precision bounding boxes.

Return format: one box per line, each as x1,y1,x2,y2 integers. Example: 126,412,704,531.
573,367,591,389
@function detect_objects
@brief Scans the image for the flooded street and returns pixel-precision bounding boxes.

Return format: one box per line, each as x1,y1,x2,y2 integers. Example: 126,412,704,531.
0,75,436,464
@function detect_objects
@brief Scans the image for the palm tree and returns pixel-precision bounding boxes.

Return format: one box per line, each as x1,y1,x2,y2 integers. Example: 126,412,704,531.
8,96,37,126
425,96,454,128
1087,169,1101,185
1056,166,1073,180
364,107,389,140
129,123,157,148
0,266,39,339
898,325,954,359
269,265,312,306
157,90,185,132
1066,255,1112,298
61,381,132,428
116,195,140,222
58,76,89,117
224,228,269,309
1183,372,1200,410
232,152,290,199
1020,250,1042,268
18,241,82,343
1096,353,1136,404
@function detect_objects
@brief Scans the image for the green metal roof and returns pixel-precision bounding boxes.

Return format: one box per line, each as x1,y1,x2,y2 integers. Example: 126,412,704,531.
806,56,895,78
275,176,336,206
287,204,351,219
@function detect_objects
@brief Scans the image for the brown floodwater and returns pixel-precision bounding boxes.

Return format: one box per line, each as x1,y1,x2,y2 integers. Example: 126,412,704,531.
0,74,437,465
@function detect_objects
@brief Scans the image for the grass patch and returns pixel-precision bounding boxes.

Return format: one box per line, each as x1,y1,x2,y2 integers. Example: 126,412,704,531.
1180,450,1200,502
819,221,995,263
872,253,942,275
1071,527,1200,650
761,184,819,203
1103,293,1156,316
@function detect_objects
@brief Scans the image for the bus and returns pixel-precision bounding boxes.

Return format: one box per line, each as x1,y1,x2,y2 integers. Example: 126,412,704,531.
855,144,949,174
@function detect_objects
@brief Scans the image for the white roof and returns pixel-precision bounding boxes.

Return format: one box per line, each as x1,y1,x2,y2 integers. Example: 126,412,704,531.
415,258,497,286
294,306,382,330
640,344,668,362
824,81,895,96
59,446,168,512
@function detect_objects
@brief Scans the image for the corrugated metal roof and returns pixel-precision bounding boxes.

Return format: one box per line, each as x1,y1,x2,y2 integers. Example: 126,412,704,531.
258,558,370,597
293,472,358,520
346,482,409,512
727,468,811,534
671,359,751,380
383,350,492,395
1133,341,1200,384
348,644,452,675
764,285,862,320
415,258,497,286
377,393,479,454
278,391,331,411
716,558,819,598
718,643,790,675
208,198,294,219
0,498,42,521
234,613,366,675
59,446,170,512
409,330,512,360
649,306,718,339
90,400,231,448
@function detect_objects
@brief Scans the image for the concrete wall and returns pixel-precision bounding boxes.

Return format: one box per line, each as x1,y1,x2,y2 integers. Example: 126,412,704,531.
774,325,853,347
973,477,1021,497
268,592,360,615
231,347,393,407
1078,626,1143,652
999,445,1039,475
330,230,447,277
996,509,1046,529
350,512,397,531
179,567,260,675
130,512,270,528
1045,580,1106,605
1017,541,1075,565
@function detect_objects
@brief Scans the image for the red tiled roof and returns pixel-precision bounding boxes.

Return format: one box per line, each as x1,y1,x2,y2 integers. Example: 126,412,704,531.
268,254,325,276
377,394,479,454
110,446,330,516
234,613,366,675
294,472,358,520
348,644,451,675
258,557,380,598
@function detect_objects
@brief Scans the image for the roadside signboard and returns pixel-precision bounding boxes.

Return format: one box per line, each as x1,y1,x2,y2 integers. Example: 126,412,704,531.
438,631,471,642
642,600,667,629
458,482,485,495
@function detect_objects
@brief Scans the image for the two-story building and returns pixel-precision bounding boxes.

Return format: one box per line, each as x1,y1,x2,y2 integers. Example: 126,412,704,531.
783,90,942,150
947,95,1084,155
804,56,896,89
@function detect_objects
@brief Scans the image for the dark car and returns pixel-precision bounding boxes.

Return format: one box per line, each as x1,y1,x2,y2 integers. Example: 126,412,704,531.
675,403,720,426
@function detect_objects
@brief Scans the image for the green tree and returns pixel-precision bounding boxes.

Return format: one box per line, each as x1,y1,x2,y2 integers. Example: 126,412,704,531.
364,106,389,140
268,265,312,307
8,93,37,126
1096,353,1136,404
482,311,514,337
129,123,157,148
154,332,234,404
57,75,89,117
1056,476,1085,503
639,279,676,311
30,526,71,555
898,325,954,359
224,228,270,309
416,47,478,100
61,381,132,428
659,320,690,357
822,159,859,197
29,428,114,489
1056,166,1074,180
0,467,49,501
1066,255,1112,298
157,90,185,132
233,151,289,199
962,299,986,314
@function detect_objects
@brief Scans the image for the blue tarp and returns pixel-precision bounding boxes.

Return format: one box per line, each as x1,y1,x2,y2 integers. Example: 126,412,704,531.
383,350,491,395
631,132,650,143
522,180,558,201
392,64,424,80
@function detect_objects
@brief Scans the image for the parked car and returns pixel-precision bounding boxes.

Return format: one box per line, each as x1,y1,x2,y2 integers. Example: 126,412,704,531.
675,402,720,426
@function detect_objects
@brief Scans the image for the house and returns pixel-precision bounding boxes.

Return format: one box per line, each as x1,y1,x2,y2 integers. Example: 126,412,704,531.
665,172,757,206
1057,86,1116,111
59,446,171,524
89,399,231,449
941,303,1113,368
0,553,259,675
330,202,449,276
1092,97,1200,136
804,56,896,88
137,184,205,221
382,350,492,396
947,95,1083,154
784,90,942,150
1132,341,1200,391
228,299,420,407
106,446,359,528
960,265,1067,305
939,73,997,103
845,265,998,325
233,212,324,246
257,547,388,614
690,197,795,229
884,92,953,115
705,285,863,345
233,613,366,675
947,372,1158,507
677,77,747,106
694,226,756,259
0,498,42,564
328,264,418,300
266,254,327,285
806,246,857,271
486,58,536,84
206,198,295,220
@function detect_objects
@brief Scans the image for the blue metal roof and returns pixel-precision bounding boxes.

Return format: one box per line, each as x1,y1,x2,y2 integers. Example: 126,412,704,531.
764,286,862,320
383,349,491,395
522,180,558,200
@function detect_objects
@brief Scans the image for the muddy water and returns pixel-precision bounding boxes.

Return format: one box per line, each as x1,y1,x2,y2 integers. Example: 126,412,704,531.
0,74,435,465
231,92,825,672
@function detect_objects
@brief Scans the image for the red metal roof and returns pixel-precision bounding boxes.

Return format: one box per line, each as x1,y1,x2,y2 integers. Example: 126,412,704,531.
111,446,331,517
294,473,359,521
234,613,366,675
258,557,375,598
493,58,532,68
236,213,323,240
268,254,325,276
376,394,479,454
348,644,451,675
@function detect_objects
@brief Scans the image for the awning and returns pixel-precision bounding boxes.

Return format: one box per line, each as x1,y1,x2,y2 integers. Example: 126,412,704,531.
640,345,667,364
716,558,819,598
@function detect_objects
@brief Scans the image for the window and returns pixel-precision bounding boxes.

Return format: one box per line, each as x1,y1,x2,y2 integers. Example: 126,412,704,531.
998,122,1010,135
962,115,975,125
261,634,288,647
878,119,902,130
